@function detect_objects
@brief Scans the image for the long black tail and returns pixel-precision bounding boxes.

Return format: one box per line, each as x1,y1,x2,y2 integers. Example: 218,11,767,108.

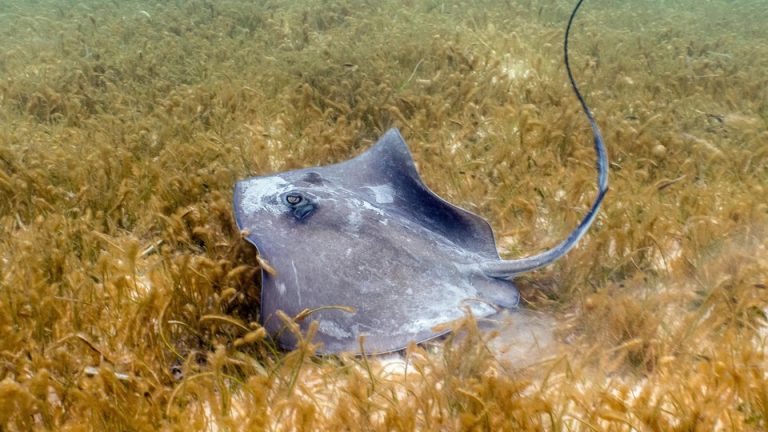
481,0,609,280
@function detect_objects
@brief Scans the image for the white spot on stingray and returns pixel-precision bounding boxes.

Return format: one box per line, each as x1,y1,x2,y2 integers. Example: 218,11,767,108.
358,199,385,215
396,315,451,336
364,184,395,204
318,320,352,339
291,261,301,306
393,282,490,336
238,177,291,215
347,208,363,230
342,194,387,232
276,282,286,296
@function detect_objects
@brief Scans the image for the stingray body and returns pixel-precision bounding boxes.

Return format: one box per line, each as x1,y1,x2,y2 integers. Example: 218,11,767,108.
235,129,520,353
233,0,607,354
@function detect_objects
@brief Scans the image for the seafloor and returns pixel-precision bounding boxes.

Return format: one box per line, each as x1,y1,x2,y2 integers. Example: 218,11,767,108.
0,0,766,430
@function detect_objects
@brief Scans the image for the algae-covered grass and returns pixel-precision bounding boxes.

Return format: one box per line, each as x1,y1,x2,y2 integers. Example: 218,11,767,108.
0,0,766,430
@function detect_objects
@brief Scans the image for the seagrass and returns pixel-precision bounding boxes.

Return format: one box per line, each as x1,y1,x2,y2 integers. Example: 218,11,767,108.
0,0,766,430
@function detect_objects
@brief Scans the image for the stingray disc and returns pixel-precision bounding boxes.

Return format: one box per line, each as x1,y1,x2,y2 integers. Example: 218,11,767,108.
234,129,519,354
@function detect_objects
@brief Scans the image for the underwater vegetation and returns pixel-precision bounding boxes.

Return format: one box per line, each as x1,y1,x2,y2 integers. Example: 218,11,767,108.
0,0,766,429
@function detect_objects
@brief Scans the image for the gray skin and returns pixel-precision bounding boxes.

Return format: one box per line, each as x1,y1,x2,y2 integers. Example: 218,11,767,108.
233,0,608,355
234,129,520,354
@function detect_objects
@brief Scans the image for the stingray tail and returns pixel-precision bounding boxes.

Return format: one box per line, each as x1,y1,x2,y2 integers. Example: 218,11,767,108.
481,0,609,281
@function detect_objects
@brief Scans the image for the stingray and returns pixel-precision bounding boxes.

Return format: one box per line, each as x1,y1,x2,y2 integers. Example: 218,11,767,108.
233,0,608,354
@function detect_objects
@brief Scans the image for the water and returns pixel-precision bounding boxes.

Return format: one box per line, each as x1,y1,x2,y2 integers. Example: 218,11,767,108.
0,0,766,429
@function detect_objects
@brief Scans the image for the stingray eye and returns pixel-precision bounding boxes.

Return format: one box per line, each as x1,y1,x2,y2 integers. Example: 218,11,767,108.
281,192,315,221
284,193,303,206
